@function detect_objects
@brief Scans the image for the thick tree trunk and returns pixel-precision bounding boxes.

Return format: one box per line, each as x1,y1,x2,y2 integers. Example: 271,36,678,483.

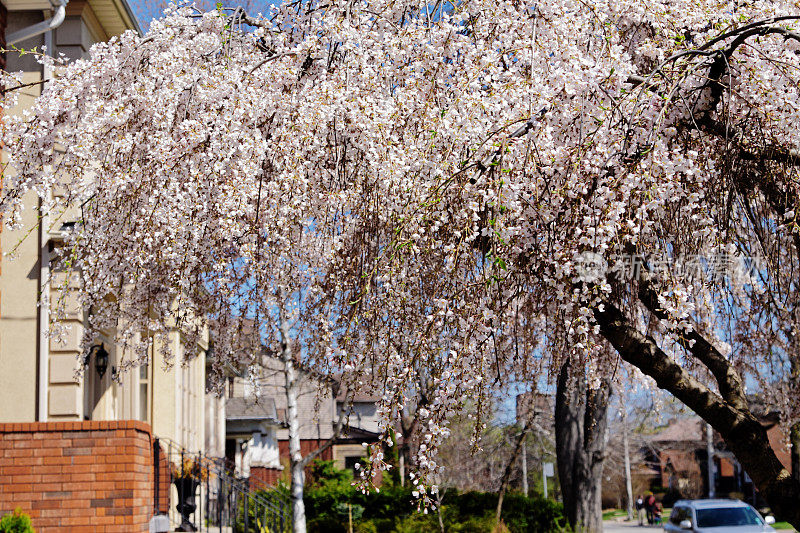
790,355,800,485
555,361,610,533
594,297,800,528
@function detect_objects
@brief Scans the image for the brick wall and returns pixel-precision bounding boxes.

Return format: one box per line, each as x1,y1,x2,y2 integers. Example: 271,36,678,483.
250,465,285,487
247,439,334,489
154,439,170,515
767,423,791,471
278,438,332,462
0,420,156,532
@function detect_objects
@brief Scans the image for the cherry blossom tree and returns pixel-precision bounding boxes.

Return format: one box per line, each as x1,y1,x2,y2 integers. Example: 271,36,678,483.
3,0,800,530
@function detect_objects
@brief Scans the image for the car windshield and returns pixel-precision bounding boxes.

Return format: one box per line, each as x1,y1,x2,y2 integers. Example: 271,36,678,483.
695,506,763,528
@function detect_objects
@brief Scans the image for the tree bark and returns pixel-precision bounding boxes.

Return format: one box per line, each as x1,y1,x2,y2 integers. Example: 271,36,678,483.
555,360,610,533
593,298,800,528
790,354,800,485
279,312,307,533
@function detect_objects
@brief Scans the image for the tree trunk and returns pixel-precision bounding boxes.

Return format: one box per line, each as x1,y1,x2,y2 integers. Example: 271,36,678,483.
399,449,405,487
285,357,307,533
555,360,610,533
279,309,306,533
522,442,528,496
790,352,800,485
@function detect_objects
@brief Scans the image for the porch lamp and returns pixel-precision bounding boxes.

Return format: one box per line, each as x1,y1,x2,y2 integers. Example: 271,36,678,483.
85,343,109,379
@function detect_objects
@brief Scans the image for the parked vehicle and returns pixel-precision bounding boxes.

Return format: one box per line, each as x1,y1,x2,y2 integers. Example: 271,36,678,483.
664,499,776,533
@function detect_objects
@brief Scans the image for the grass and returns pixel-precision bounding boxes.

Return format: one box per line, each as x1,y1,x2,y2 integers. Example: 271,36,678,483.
772,521,796,531
601,509,629,520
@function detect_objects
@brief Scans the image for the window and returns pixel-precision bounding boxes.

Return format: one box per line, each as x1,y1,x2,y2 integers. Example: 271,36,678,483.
139,363,150,423
696,507,763,528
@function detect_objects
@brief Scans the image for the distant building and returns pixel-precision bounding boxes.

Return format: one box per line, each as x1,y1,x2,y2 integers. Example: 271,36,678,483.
225,396,282,479
227,352,381,486
334,390,382,475
643,414,790,506
515,391,554,429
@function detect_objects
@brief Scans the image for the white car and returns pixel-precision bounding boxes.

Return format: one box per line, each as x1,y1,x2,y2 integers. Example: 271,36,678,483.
663,499,776,533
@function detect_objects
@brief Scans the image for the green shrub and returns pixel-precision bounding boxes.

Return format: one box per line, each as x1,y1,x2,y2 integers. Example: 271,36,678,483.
304,459,567,533
391,512,441,533
354,521,379,533
0,508,34,533
335,502,365,521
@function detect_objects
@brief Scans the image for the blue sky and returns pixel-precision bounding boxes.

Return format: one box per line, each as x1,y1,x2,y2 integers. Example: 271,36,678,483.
129,0,279,30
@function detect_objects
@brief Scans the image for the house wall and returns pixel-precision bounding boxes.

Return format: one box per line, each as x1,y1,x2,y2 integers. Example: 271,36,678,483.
0,4,215,458
345,401,380,433
249,465,284,488
237,356,337,441
0,5,118,424
149,332,208,453
204,390,226,458
767,424,791,471
0,420,156,532
332,443,367,470
0,10,45,423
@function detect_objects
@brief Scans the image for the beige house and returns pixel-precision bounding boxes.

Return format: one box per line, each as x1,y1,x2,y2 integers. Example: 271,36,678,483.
0,0,225,456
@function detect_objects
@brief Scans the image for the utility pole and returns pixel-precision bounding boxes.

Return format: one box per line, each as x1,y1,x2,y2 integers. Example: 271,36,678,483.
542,462,554,499
543,465,548,499
706,423,716,498
522,439,529,496
622,409,634,520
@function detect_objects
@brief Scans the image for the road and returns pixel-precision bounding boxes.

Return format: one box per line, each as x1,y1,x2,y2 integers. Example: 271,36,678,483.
603,520,663,533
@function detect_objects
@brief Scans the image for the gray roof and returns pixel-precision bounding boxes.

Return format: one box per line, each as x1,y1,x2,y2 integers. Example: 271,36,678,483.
226,396,279,421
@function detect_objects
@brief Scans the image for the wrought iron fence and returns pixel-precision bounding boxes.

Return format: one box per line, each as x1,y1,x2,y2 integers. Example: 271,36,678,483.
155,437,291,532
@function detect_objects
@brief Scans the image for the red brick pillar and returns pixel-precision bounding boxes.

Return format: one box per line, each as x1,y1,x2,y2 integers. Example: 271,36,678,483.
0,421,157,532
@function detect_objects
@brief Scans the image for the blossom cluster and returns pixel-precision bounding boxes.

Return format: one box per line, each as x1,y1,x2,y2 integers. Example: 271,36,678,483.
2,0,800,499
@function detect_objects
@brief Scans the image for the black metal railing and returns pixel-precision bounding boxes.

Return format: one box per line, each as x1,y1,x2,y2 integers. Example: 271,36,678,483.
155,437,291,532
